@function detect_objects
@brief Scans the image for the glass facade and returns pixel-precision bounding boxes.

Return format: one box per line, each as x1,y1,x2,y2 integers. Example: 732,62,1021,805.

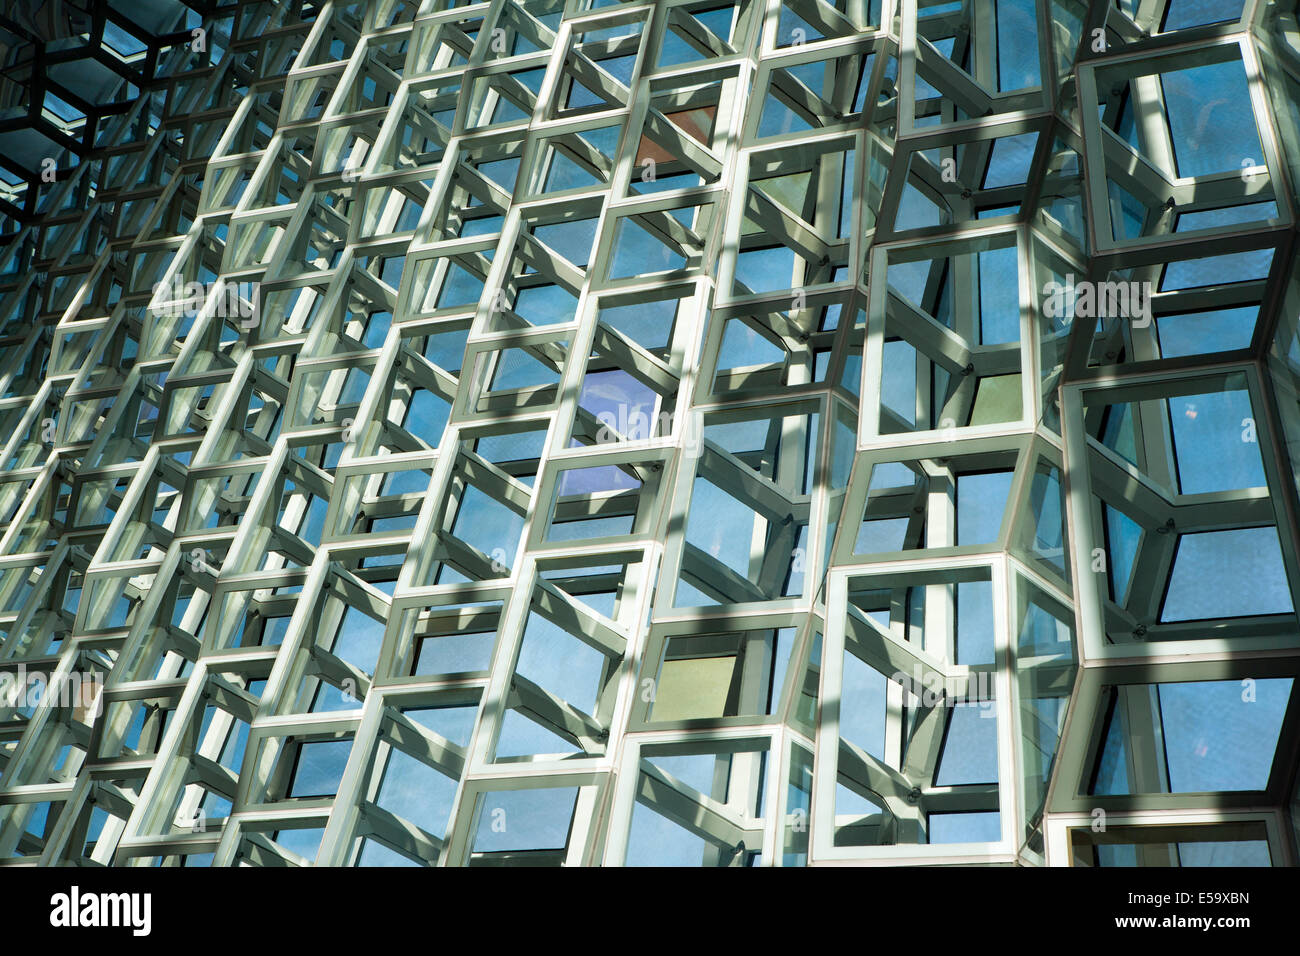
0,0,1298,867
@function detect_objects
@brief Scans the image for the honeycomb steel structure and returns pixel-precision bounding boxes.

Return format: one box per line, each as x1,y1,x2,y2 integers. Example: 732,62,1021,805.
2,0,1300,867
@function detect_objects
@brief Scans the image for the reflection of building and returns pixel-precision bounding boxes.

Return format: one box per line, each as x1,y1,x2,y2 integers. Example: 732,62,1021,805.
1,0,1300,868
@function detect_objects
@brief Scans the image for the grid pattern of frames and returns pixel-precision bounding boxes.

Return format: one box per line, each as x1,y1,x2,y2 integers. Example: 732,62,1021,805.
2,0,1300,867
